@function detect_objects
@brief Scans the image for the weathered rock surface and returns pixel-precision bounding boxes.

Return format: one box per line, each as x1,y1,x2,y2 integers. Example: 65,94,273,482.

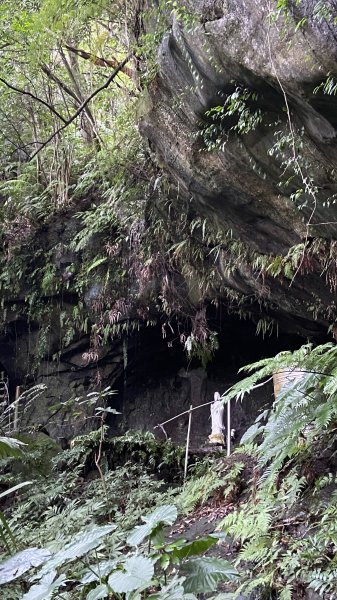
0,311,288,443
3,0,337,440
141,0,337,333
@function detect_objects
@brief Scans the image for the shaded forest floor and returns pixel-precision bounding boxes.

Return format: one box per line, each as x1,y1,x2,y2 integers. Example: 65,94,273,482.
0,429,333,599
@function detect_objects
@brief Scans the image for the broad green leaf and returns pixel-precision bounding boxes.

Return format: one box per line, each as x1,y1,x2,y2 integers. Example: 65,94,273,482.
160,553,170,570
0,436,26,459
108,556,154,593
35,525,115,579
208,595,234,600
151,523,166,547
170,536,218,561
86,584,109,600
21,571,66,599
180,557,238,593
95,407,121,415
0,548,51,585
127,505,177,546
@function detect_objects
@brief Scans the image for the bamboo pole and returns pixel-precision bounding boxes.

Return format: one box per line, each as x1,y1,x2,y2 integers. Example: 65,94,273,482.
8,382,12,433
227,397,231,457
184,405,193,484
154,399,216,430
13,386,20,431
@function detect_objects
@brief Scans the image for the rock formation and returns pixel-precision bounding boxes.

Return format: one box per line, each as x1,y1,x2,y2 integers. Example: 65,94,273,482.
141,0,337,335
2,0,337,440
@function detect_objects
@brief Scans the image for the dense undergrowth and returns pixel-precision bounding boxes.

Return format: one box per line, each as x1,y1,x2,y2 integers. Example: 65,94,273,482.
2,343,337,598
219,342,337,599
0,429,237,599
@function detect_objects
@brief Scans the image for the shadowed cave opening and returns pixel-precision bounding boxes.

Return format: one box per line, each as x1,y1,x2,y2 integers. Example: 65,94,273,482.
108,310,320,447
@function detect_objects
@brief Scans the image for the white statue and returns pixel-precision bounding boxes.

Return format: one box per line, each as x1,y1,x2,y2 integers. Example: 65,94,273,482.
209,391,225,445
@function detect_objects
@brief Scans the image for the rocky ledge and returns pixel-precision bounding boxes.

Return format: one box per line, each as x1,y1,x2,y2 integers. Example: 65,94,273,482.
141,0,337,336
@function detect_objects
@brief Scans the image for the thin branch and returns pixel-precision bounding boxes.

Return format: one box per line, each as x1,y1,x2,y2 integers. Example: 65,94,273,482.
154,377,275,431
272,368,337,379
154,399,219,430
158,423,168,440
29,52,133,161
266,2,317,287
0,107,29,149
309,221,337,226
0,133,31,158
41,63,81,104
58,47,97,132
65,44,134,78
59,46,100,143
0,77,67,123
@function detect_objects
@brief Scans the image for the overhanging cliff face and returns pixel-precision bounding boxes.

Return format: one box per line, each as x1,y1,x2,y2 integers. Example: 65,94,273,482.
141,0,337,335
3,0,337,441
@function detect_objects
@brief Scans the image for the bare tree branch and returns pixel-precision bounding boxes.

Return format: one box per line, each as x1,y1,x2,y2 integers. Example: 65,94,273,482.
59,47,98,142
0,77,67,123
0,132,30,158
65,44,134,79
41,63,81,104
0,106,29,149
29,52,133,161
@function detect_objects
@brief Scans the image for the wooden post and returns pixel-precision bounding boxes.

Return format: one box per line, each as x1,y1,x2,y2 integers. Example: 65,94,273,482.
227,397,231,457
184,405,193,484
13,386,20,432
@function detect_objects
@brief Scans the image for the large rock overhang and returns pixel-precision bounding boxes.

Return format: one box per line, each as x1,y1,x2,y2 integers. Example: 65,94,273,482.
140,0,337,335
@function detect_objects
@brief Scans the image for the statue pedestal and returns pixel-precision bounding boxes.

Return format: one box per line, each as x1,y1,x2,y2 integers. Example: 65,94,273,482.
208,432,225,445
